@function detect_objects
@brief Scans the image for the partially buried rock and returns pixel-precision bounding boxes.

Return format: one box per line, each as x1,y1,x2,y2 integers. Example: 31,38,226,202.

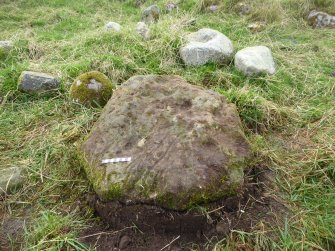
136,22,150,40
119,235,131,249
105,22,121,32
0,41,13,58
69,71,114,107
208,5,219,12
248,22,266,33
18,71,60,93
235,2,251,15
0,166,23,195
180,28,234,66
80,75,251,210
182,18,197,27
308,10,335,28
235,46,276,76
166,3,177,12
142,5,160,25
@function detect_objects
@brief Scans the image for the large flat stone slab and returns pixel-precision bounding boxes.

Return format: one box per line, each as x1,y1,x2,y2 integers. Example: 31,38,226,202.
80,75,250,210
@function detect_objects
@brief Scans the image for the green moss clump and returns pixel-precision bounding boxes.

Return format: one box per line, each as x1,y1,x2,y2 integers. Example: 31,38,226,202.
106,183,123,200
69,71,114,107
0,47,7,60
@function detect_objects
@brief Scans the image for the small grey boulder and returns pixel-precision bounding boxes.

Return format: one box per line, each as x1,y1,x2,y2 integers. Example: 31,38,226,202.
234,46,276,76
308,10,335,28
180,28,234,66
0,41,13,52
105,22,122,32
142,5,160,24
166,3,177,12
136,22,150,40
208,5,219,12
0,166,23,195
0,41,13,58
235,3,251,15
18,71,60,93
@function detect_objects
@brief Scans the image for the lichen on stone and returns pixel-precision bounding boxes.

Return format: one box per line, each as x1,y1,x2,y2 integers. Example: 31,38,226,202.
69,71,114,107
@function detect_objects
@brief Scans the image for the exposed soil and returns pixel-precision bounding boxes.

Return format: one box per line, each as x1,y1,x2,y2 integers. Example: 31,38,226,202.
81,166,288,251
0,207,26,251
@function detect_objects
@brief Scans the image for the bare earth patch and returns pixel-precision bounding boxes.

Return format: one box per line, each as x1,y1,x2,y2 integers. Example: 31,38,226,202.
80,167,288,250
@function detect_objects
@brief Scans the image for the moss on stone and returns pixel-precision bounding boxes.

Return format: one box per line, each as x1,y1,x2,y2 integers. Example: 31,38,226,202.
0,48,6,60
69,71,114,107
76,142,107,198
106,183,123,200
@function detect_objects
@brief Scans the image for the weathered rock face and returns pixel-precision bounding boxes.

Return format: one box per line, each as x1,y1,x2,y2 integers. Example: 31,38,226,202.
80,75,250,210
308,10,335,28
234,46,276,76
69,71,114,107
208,5,219,12
18,71,60,93
142,5,160,25
136,22,150,40
0,166,23,195
248,22,266,33
166,3,177,12
105,22,121,32
235,3,251,15
180,28,234,66
0,41,13,58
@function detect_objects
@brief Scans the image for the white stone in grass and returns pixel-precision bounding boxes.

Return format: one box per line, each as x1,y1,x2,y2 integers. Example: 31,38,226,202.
0,41,13,52
234,46,276,76
180,28,234,66
136,22,150,40
308,10,335,28
166,3,177,12
0,166,23,195
105,22,121,32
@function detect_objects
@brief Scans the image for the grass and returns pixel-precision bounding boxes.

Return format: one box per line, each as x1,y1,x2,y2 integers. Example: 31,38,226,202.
0,0,334,250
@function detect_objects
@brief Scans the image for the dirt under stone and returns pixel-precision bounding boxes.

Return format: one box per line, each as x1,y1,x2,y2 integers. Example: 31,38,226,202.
81,166,288,251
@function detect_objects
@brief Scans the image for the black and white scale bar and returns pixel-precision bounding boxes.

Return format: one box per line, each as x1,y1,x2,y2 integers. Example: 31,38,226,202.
101,157,132,164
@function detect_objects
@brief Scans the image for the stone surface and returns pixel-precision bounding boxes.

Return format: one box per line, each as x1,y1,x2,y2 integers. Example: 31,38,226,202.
136,22,150,40
166,3,177,12
105,22,121,32
208,5,219,12
119,235,131,249
18,71,60,93
308,10,335,28
182,18,197,27
234,46,276,76
180,28,234,66
69,71,114,107
80,75,250,210
235,2,251,15
0,41,13,52
142,5,160,24
248,22,266,33
0,166,23,195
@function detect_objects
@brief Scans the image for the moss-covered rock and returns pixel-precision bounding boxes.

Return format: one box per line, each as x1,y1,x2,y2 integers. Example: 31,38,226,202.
69,71,114,107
